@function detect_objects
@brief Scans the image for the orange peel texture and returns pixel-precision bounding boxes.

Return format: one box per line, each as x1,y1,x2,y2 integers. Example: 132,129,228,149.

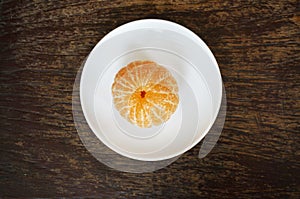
112,60,179,128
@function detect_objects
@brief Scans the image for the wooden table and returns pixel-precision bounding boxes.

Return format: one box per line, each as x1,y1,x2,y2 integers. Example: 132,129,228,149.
1,0,299,198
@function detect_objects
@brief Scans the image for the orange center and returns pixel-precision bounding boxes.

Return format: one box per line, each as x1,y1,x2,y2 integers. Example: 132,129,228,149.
140,90,146,98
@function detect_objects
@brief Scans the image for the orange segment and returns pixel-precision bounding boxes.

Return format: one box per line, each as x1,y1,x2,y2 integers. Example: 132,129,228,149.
112,60,179,128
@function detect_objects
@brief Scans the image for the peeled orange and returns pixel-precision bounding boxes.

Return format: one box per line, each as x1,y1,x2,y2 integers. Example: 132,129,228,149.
112,60,179,128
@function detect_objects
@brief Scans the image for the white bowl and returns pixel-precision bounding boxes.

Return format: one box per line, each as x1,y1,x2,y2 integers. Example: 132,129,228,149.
80,19,222,161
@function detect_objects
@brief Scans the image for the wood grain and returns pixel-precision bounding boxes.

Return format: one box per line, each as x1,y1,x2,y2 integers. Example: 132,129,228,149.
1,0,299,198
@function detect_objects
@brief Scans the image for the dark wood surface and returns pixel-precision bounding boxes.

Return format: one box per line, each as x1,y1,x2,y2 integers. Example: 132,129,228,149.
1,0,299,198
